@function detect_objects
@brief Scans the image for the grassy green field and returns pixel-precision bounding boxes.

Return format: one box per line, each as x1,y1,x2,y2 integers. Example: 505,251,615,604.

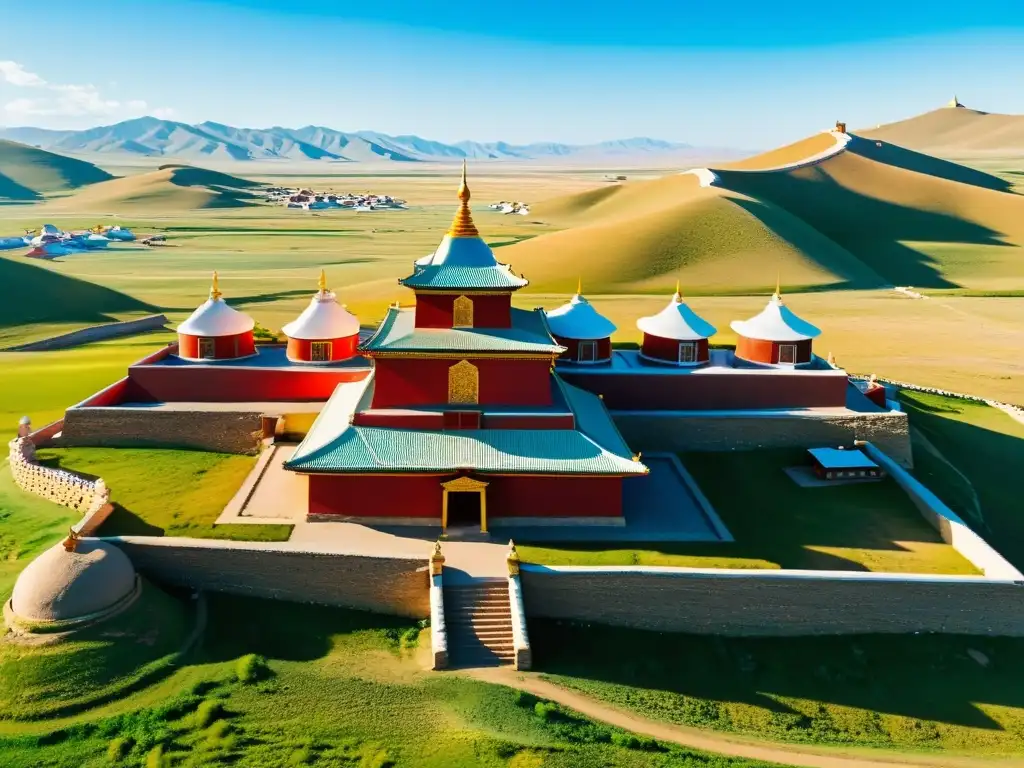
899,391,1024,570
0,334,174,441
519,449,977,574
531,620,1024,757
35,447,290,542
0,595,775,768
0,583,191,721
0,140,113,202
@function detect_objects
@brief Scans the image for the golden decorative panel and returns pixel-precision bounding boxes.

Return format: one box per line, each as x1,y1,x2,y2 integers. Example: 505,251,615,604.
310,341,332,362
452,295,474,327
442,476,489,491
447,360,479,404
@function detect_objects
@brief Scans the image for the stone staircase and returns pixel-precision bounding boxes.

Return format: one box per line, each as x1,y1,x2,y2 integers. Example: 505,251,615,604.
443,578,515,667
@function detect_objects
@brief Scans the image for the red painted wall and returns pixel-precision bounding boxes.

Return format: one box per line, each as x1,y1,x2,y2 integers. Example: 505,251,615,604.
485,475,623,518
124,365,370,403
286,334,359,362
76,377,130,407
641,334,710,365
305,472,622,520
352,411,575,430
414,293,512,329
308,474,445,518
734,337,813,365
178,331,256,360
371,358,553,408
560,369,848,410
353,411,447,429
554,335,612,363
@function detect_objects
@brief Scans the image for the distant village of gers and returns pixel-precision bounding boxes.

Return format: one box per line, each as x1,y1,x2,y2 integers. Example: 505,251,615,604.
1,98,1024,767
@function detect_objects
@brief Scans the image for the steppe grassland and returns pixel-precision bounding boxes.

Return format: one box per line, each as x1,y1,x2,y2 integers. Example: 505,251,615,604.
0,161,1021,400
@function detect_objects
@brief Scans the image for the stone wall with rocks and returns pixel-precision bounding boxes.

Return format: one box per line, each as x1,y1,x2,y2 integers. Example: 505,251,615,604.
61,408,265,455
111,537,430,618
612,410,913,467
521,565,1024,636
7,437,114,534
6,315,169,352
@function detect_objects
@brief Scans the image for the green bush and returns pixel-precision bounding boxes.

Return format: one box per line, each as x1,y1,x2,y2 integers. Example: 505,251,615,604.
106,736,133,762
145,745,166,768
534,701,558,721
205,719,234,749
236,653,269,684
194,699,223,729
513,690,538,709
400,627,420,649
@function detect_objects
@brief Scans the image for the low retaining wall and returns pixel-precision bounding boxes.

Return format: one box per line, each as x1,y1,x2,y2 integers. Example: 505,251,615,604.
521,565,1024,636
61,407,265,455
613,409,913,467
7,314,168,351
7,437,114,533
109,537,430,618
860,442,1023,580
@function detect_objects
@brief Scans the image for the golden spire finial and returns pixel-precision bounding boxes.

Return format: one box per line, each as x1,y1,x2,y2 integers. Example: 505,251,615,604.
447,161,479,238
775,272,781,296
675,278,681,298
577,276,582,296
318,269,327,293
210,271,222,301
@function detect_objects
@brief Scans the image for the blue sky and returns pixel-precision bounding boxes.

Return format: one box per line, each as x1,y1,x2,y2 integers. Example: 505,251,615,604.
1,0,1023,147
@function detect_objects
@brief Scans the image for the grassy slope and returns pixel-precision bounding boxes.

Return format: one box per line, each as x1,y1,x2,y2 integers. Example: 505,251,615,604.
0,596,773,768
0,584,190,720
0,335,174,442
532,621,1024,757
0,255,155,338
862,107,1024,155
42,165,265,212
502,132,1024,293
898,391,1024,571
36,447,291,542
0,140,113,201
519,449,976,574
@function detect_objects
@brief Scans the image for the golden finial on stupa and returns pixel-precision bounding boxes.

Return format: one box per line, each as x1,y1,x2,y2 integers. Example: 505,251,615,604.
773,273,783,303
318,269,328,293
447,160,480,238
674,278,681,299
62,527,80,553
577,276,582,296
210,271,222,301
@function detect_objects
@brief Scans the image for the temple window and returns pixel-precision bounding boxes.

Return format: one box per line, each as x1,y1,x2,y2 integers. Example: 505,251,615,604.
199,338,215,359
448,360,479,404
778,344,798,364
311,341,332,362
578,340,597,363
453,295,474,327
678,342,696,364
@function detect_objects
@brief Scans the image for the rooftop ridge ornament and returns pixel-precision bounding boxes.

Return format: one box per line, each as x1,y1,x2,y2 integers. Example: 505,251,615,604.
318,269,328,294
577,276,582,296
674,278,681,301
210,271,222,301
62,527,80,553
773,273,783,304
447,160,480,238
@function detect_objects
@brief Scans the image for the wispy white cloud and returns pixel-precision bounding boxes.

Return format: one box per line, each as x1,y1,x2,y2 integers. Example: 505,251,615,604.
0,60,173,122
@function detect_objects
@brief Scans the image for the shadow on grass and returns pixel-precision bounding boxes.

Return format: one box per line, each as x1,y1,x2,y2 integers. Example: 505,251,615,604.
530,620,1024,733
899,392,1024,570
199,594,414,664
717,161,1015,288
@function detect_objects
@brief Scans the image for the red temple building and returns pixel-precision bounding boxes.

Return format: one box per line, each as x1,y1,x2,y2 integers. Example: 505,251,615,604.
284,165,648,530
636,285,717,366
730,283,821,366
282,271,360,363
545,281,616,364
175,272,256,361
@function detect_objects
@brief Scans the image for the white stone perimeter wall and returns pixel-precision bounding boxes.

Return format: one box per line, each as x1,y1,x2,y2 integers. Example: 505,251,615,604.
7,438,113,533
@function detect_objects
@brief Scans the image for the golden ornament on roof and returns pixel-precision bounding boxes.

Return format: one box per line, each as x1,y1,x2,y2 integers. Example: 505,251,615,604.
447,160,480,238
210,270,222,301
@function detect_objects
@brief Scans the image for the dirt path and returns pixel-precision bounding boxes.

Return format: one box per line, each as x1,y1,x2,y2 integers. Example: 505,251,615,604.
467,667,1013,768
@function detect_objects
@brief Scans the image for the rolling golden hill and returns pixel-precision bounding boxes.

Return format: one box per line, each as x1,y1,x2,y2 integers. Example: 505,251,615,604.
43,164,264,212
502,131,1024,293
862,104,1024,155
0,140,113,201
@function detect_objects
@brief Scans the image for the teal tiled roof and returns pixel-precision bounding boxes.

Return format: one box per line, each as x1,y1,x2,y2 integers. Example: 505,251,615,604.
360,306,564,355
285,423,646,475
400,264,529,290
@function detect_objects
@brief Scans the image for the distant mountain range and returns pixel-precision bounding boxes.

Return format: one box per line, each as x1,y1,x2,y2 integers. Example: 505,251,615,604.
0,116,707,163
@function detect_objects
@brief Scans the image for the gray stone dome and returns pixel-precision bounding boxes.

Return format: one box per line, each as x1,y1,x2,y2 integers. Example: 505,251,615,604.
9,539,139,624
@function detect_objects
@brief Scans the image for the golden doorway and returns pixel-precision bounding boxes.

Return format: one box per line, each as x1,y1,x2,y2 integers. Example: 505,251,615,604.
441,476,489,532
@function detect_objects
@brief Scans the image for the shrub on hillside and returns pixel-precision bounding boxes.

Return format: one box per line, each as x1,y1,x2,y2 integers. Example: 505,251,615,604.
513,689,538,709
236,653,269,684
534,701,558,721
194,699,223,729
106,736,133,762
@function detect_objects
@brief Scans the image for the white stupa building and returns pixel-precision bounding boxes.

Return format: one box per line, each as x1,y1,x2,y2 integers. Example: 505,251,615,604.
176,272,256,361
637,284,717,366
730,283,821,366
545,281,617,364
282,271,361,363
